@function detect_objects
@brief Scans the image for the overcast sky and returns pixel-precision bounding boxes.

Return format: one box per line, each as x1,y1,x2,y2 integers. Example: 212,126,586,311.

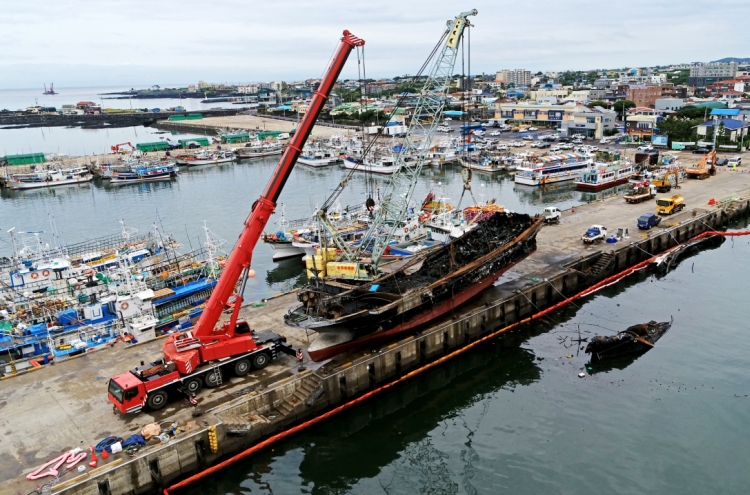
2,0,748,89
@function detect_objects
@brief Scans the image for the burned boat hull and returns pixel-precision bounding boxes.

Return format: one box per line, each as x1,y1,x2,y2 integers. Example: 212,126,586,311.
585,318,673,361
285,213,544,361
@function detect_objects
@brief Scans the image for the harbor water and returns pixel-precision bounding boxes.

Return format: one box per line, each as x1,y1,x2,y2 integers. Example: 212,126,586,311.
186,220,750,495
0,158,587,301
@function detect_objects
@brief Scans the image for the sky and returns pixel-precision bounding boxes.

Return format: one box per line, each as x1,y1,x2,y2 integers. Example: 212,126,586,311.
2,0,749,89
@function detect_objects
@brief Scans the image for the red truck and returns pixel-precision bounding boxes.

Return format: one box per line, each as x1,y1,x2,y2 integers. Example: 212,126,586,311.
108,30,365,414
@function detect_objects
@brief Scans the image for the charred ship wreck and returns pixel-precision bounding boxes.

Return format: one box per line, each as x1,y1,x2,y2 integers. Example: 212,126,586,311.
285,212,544,361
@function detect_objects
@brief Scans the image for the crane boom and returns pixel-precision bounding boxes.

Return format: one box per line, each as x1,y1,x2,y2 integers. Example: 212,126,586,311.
317,10,477,277
162,30,365,374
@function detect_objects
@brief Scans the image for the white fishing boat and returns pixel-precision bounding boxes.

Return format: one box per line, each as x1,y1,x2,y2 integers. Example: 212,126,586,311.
459,155,505,172
575,161,636,191
514,153,595,186
235,141,283,159
175,150,235,166
5,166,92,190
297,144,339,167
342,155,400,175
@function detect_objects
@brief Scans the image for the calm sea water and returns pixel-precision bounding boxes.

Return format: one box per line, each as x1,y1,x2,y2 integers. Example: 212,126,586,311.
0,86,241,156
186,220,750,495
0,160,588,301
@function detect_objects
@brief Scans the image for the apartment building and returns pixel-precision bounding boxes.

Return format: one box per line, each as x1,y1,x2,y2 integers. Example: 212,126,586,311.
495,69,532,87
688,62,738,87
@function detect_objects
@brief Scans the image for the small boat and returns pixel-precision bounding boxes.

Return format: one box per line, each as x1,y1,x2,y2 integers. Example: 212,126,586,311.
514,153,594,186
459,155,505,173
585,318,673,361
176,150,235,166
298,144,339,168
342,155,400,175
108,164,178,185
575,161,636,191
5,166,93,190
235,141,283,159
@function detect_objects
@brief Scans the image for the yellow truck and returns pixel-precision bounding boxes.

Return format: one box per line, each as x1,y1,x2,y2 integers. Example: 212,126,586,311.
656,195,685,215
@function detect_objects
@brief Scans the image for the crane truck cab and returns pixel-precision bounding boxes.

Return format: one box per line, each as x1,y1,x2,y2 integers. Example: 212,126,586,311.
108,323,289,414
656,195,685,215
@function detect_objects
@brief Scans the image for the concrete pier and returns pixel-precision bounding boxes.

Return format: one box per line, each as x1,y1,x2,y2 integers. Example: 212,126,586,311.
1,168,749,495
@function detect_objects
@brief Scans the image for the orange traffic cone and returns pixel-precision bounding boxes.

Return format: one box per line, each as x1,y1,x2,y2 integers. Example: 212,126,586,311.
88,446,98,467
101,448,109,460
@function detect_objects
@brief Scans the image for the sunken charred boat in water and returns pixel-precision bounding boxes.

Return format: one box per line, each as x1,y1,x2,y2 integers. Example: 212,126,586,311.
285,212,544,361
585,317,673,361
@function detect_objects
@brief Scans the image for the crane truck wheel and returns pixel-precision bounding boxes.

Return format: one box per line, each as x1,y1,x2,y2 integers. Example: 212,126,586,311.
147,390,168,410
233,358,251,376
252,352,270,370
184,377,203,394
204,370,222,388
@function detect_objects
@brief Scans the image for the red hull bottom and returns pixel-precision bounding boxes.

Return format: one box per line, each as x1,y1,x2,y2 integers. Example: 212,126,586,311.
307,252,533,361
575,177,631,191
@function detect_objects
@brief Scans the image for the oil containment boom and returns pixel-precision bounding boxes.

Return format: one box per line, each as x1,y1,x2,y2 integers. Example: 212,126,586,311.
162,30,365,375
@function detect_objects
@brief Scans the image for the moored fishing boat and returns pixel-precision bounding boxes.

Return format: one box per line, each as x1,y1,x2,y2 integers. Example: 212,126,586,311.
5,166,92,190
575,161,635,191
108,163,178,185
235,141,284,159
514,153,594,186
176,150,235,166
342,155,400,175
285,212,544,361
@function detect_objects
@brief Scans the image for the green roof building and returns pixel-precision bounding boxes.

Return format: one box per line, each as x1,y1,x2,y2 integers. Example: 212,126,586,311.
0,153,46,166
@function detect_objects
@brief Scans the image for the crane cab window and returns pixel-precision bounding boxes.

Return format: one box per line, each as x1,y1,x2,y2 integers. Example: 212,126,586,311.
108,380,125,403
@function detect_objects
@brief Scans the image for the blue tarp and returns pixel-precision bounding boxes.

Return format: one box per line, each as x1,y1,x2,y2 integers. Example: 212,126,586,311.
444,110,464,116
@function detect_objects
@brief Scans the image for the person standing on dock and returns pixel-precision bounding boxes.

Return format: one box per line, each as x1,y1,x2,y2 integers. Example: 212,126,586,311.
296,348,305,371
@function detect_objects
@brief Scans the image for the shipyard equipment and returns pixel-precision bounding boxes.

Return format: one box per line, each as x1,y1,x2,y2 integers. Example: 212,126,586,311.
686,151,717,180
656,195,685,215
315,9,478,281
107,30,365,414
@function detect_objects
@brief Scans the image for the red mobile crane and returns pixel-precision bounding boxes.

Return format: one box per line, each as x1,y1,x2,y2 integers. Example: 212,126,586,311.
108,31,365,414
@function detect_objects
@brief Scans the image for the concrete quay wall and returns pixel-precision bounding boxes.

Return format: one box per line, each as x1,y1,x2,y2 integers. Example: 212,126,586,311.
55,202,748,495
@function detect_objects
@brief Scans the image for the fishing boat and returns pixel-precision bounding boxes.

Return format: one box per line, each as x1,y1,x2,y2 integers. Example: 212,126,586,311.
514,153,594,186
297,143,339,168
5,166,92,190
235,141,283,159
108,163,178,185
459,155,506,172
342,155,400,175
585,318,673,361
575,161,636,191
285,212,544,361
175,150,235,166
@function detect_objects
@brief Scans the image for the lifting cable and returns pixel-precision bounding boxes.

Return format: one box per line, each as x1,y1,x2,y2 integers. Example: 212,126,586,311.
320,29,449,212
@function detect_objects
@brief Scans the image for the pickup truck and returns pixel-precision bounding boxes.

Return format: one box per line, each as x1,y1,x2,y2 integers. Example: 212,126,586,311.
582,225,607,244
544,207,561,224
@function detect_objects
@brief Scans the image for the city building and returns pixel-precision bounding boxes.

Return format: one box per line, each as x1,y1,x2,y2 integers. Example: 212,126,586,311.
187,85,196,92
495,69,532,87
237,84,259,94
694,118,749,141
560,106,617,139
626,85,663,108
655,98,684,112
688,62,738,87
625,108,660,142
494,101,614,138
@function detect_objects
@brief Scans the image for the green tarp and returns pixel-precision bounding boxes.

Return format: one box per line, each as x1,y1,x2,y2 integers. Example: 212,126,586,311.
0,153,46,166
177,137,210,147
136,141,170,152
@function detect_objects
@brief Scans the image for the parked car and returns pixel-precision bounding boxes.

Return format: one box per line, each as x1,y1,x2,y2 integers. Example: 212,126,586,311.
522,135,534,141
528,126,538,131
561,143,574,150
692,147,711,154
728,156,742,167
550,146,563,153
496,144,509,151
637,144,654,152
490,131,500,136
538,142,551,148
716,157,729,166
637,213,662,230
